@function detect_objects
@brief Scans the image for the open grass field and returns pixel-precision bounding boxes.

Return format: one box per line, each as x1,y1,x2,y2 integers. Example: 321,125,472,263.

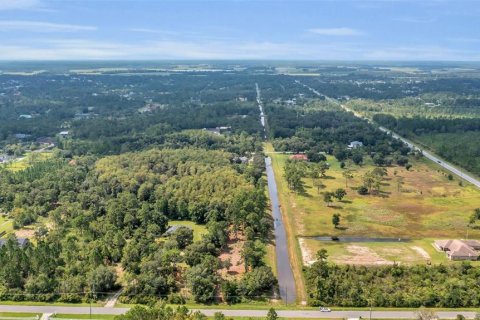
269,149,480,266
53,315,115,319
0,216,13,235
0,312,40,319
3,152,53,172
167,220,208,242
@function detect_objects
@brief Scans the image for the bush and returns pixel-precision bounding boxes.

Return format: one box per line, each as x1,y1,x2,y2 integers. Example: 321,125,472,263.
88,265,117,293
357,186,369,195
167,293,186,304
222,280,240,304
170,226,194,249
238,266,276,298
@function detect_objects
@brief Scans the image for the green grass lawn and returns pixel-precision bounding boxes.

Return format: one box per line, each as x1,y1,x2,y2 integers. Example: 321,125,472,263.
3,152,53,172
0,301,101,307
0,216,13,236
0,312,40,319
167,220,208,242
52,315,115,319
269,150,480,266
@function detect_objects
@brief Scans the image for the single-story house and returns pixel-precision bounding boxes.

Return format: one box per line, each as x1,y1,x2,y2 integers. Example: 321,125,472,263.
233,156,249,164
36,137,55,145
434,239,480,261
0,238,30,248
203,126,231,135
163,225,192,236
290,154,308,161
348,141,364,149
59,131,70,137
14,133,31,139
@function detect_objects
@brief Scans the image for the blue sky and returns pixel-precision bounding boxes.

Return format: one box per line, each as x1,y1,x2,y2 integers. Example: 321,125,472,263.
0,0,479,60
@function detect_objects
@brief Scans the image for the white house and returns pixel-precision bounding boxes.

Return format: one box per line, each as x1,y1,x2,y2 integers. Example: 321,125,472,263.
348,141,364,149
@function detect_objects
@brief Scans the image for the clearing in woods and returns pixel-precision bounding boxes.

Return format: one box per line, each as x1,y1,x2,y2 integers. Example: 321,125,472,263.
270,150,480,266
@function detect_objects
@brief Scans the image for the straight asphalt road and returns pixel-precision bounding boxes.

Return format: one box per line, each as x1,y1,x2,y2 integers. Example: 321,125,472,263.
295,79,480,189
377,125,480,188
0,305,479,319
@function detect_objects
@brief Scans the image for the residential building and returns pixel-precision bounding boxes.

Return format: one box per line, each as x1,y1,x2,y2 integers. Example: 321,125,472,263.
434,239,480,261
348,141,364,149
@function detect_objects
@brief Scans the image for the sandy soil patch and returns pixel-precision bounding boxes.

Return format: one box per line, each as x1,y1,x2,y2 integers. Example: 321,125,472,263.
299,237,315,266
411,246,431,260
334,245,393,265
219,232,245,278
15,228,35,239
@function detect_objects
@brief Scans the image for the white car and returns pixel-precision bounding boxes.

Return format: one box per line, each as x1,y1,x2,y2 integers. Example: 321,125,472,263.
320,307,331,312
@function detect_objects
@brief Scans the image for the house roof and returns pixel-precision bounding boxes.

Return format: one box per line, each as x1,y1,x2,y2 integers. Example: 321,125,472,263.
290,154,308,161
163,225,192,236
435,239,479,258
463,240,480,249
349,141,363,146
0,238,29,248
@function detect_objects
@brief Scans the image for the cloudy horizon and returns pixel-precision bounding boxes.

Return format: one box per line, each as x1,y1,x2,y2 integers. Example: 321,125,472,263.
0,0,479,61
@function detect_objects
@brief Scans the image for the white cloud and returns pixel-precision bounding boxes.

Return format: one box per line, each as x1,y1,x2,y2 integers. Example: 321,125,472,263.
0,38,477,61
0,38,361,60
0,20,97,32
127,28,176,35
0,0,41,10
363,46,480,61
308,27,365,36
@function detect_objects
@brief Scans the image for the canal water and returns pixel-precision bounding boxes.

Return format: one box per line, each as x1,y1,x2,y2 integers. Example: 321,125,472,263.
265,157,297,304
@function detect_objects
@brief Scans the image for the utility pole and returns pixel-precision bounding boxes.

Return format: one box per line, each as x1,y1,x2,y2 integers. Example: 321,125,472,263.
285,286,287,306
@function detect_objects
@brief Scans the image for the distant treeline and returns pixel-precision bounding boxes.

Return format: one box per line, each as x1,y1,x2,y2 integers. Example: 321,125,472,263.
374,114,480,175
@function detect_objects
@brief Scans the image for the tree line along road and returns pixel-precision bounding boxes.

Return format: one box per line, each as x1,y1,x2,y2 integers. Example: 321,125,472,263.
0,305,480,319
295,79,480,189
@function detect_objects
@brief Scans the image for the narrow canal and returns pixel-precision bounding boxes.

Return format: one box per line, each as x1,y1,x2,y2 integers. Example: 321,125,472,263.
265,157,297,304
256,83,297,303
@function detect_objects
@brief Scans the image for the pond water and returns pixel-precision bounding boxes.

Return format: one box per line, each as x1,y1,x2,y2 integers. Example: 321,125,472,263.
309,236,410,243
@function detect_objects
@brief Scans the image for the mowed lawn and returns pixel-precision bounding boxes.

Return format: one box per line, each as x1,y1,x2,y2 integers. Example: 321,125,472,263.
167,220,208,242
0,215,13,235
270,152,480,265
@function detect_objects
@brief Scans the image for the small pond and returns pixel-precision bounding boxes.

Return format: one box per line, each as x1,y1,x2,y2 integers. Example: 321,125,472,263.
308,236,410,243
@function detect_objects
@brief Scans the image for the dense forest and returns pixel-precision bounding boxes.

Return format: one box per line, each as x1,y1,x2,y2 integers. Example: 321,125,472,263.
267,101,410,166
373,114,480,175
0,147,275,303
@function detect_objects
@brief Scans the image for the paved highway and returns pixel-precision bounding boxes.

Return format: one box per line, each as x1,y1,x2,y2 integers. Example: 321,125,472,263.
295,79,480,189
377,125,480,188
0,305,479,319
